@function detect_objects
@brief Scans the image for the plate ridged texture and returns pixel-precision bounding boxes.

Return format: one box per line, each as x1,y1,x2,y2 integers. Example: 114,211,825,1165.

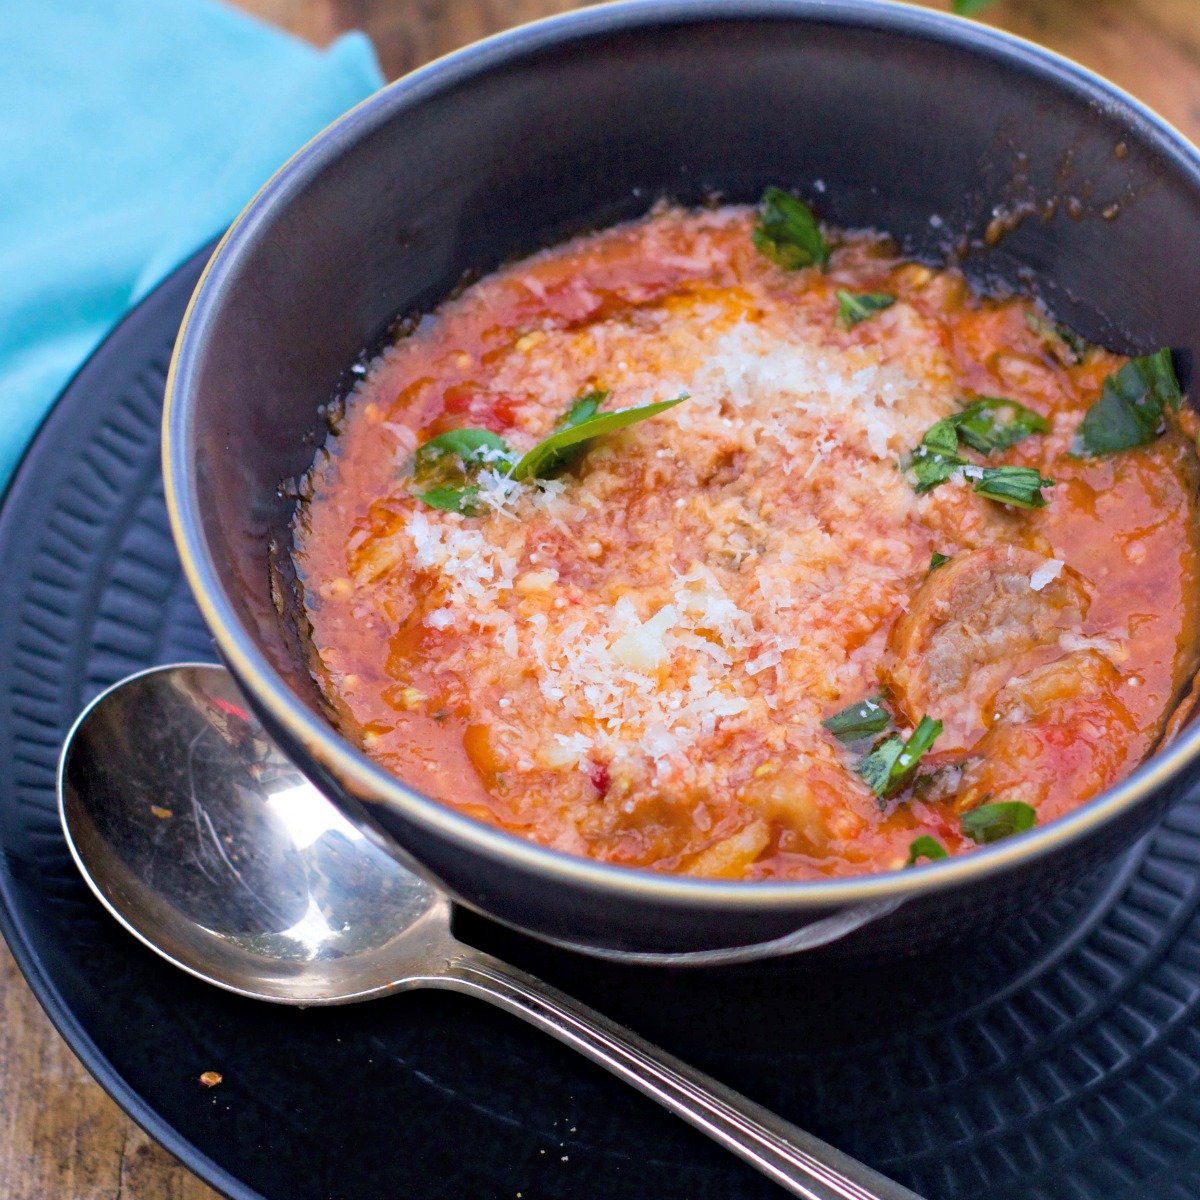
2,246,1200,1199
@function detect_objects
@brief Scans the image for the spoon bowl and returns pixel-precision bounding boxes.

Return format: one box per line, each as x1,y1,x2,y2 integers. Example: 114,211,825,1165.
59,663,446,1004
58,662,922,1200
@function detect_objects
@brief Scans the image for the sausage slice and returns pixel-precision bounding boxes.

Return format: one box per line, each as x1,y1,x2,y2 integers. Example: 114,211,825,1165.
886,545,1090,748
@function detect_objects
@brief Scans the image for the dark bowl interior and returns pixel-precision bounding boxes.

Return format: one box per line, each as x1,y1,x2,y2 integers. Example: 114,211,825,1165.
166,0,1200,956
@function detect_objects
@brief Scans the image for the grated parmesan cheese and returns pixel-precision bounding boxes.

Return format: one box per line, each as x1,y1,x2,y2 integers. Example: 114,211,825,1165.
1030,559,1065,591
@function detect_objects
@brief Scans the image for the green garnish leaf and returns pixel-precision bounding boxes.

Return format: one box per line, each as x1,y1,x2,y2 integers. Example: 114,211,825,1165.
558,390,606,430
929,552,951,572
906,444,967,494
530,390,611,477
416,485,481,513
905,402,1053,507
905,836,949,867
511,395,687,482
857,715,943,803
753,187,830,271
415,427,511,469
896,715,943,773
856,736,906,797
904,416,967,494
952,0,994,14
954,397,1050,455
412,428,513,514
960,800,1037,844
921,417,962,458
412,392,686,510
836,291,896,330
822,696,892,742
971,465,1054,508
1074,349,1182,456
1025,311,1089,366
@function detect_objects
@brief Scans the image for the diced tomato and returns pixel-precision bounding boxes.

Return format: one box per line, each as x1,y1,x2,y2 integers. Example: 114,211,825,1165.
427,385,522,435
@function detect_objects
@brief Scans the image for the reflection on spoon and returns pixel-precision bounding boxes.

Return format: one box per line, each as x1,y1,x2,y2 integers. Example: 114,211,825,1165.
58,663,923,1200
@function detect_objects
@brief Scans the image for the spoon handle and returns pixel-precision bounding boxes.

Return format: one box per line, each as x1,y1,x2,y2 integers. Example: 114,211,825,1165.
438,949,924,1200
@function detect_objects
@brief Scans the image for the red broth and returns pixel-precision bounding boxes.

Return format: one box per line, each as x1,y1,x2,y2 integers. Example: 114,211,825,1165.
292,203,1200,880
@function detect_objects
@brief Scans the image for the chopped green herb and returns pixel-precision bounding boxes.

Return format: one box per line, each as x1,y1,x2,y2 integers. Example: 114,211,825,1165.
511,395,687,482
822,696,892,742
1025,311,1088,366
905,444,966,494
417,485,481,513
921,417,962,458
912,397,1048,468
904,413,967,494
971,465,1054,508
954,397,1050,455
952,0,994,13
836,290,896,330
558,390,606,430
897,715,942,771
929,552,951,572
415,427,511,469
905,403,1053,507
1074,349,1182,456
413,393,688,511
905,836,949,867
412,428,513,514
753,187,829,271
856,715,943,803
856,737,906,798
960,801,1037,844
527,390,611,477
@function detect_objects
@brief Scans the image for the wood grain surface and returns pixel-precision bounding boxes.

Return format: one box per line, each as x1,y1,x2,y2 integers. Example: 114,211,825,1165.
4,1,1197,1196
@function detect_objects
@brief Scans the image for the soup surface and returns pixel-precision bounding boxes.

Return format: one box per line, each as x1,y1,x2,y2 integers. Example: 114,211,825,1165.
292,201,1200,880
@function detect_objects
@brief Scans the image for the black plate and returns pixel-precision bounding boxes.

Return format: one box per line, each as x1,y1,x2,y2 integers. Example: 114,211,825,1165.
6,246,1200,1200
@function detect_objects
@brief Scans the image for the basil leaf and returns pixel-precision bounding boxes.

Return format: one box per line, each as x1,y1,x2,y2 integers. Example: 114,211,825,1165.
822,696,892,742
906,445,966,494
929,552,951,572
955,397,1050,455
414,428,511,472
905,836,949,867
904,414,967,493
836,291,896,330
856,736,905,797
1025,311,1088,366
906,396,1051,497
753,187,830,271
1074,349,1182,456
971,465,1054,508
529,390,611,477
558,390,606,430
921,417,961,458
857,715,943,802
960,800,1037,844
412,428,513,514
415,485,481,514
511,395,687,482
895,715,942,776
906,404,1053,506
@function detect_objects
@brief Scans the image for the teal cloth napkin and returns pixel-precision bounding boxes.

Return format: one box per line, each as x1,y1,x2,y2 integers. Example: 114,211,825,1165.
0,0,384,488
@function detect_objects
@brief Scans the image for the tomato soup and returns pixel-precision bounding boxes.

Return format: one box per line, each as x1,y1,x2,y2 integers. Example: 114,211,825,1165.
291,198,1200,880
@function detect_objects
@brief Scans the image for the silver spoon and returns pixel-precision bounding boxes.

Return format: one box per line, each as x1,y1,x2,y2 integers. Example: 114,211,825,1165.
58,662,922,1200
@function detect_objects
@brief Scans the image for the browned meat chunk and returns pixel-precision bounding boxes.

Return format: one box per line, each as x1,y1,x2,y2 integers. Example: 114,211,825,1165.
955,650,1136,817
887,545,1090,748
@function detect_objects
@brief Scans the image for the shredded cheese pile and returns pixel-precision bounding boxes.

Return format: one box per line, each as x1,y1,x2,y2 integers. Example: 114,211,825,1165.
389,302,963,790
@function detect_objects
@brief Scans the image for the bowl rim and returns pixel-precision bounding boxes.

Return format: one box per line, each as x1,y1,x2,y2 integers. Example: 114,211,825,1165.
164,0,1200,913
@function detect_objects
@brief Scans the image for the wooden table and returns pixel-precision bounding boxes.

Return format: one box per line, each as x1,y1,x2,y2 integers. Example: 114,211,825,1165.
3,1,1197,1195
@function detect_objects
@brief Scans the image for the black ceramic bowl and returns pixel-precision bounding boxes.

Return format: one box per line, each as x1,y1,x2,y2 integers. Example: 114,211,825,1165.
165,0,1200,961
